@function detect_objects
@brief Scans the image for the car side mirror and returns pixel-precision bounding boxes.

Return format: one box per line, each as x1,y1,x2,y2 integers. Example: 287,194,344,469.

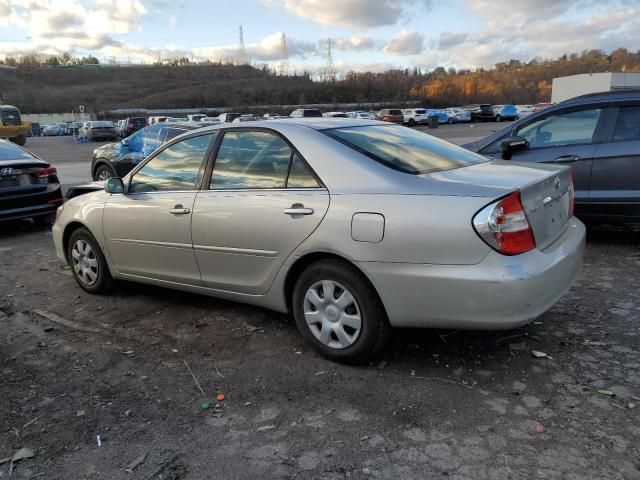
104,177,125,194
501,136,528,160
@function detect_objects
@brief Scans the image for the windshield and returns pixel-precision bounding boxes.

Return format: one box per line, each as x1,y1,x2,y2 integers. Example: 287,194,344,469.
0,141,36,161
323,125,487,175
93,121,113,127
414,109,427,114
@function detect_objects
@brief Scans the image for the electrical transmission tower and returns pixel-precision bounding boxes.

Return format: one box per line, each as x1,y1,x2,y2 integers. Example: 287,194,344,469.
237,25,248,65
279,33,290,76
323,38,336,82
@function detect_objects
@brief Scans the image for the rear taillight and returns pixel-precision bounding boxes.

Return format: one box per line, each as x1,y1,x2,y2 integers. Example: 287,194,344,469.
32,166,57,177
473,190,536,256
568,169,575,217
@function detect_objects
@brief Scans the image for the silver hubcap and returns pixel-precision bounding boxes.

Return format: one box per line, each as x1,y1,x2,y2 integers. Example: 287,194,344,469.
97,169,112,180
303,280,362,349
71,240,99,286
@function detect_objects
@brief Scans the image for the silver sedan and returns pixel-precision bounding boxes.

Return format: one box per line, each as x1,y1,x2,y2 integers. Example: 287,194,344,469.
52,119,585,363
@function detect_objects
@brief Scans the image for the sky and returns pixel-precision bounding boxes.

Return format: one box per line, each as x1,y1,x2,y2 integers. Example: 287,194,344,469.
0,0,639,75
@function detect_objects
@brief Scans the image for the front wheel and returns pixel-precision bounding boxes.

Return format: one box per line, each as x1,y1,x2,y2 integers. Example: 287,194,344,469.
495,115,502,122
408,119,416,127
448,118,454,124
292,259,391,363
94,164,115,181
67,227,114,294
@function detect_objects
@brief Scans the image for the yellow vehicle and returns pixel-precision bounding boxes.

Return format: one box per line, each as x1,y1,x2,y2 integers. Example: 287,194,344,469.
0,105,31,146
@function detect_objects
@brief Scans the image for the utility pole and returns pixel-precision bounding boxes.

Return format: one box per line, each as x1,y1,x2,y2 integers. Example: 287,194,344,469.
279,33,290,76
237,25,248,65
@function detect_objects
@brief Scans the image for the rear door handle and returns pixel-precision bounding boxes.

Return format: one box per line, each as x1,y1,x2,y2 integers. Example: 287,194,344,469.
169,205,190,215
553,155,580,163
283,206,314,216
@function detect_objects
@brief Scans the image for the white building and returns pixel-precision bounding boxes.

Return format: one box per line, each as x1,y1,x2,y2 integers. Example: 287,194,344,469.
551,72,640,103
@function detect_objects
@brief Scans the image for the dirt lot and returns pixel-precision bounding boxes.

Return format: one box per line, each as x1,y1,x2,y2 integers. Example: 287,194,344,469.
1,129,640,479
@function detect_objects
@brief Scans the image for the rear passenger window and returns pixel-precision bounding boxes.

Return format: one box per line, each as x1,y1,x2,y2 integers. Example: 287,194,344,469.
210,131,320,190
287,155,320,188
613,106,640,142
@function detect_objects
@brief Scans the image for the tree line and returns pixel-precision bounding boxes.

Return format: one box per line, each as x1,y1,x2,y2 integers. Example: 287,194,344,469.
0,48,638,113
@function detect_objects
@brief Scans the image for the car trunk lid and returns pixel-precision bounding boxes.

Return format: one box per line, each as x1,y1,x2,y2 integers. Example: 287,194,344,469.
0,159,55,197
427,160,573,249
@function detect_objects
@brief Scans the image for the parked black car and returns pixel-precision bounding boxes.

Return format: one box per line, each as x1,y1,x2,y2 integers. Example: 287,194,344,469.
90,122,199,181
124,117,148,137
461,104,496,122
0,139,63,224
464,90,640,224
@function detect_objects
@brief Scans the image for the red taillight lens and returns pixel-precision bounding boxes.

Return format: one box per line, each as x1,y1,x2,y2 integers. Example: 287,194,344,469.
32,166,57,177
473,190,536,256
568,169,575,217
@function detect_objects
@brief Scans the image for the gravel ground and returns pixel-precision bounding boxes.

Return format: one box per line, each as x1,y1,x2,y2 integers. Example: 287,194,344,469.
1,127,639,479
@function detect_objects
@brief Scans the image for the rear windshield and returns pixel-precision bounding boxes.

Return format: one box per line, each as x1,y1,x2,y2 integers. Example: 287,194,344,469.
303,110,322,117
0,141,36,161
323,125,486,175
130,117,147,124
414,109,427,114
92,121,113,127
389,109,402,115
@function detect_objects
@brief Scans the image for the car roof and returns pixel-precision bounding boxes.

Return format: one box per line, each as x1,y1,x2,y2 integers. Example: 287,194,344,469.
171,118,384,137
560,89,640,105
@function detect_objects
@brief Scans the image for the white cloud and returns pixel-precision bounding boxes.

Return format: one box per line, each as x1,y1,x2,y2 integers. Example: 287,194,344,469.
332,35,376,51
273,0,433,28
382,30,424,55
193,32,316,63
0,0,146,57
417,0,640,70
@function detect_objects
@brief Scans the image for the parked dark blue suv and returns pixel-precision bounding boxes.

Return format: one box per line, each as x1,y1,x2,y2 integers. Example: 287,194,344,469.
464,90,640,224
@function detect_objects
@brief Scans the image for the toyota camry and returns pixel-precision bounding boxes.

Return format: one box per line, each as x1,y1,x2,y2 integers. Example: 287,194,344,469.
52,119,585,363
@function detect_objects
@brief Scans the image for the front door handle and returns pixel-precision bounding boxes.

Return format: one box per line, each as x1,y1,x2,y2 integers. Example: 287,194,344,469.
283,204,314,216
553,155,580,163
169,204,190,215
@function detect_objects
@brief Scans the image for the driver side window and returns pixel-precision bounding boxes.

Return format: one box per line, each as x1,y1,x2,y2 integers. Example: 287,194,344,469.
129,134,213,193
516,109,602,149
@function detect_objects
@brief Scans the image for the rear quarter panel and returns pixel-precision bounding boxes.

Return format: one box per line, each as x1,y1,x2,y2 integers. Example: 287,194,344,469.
295,193,492,265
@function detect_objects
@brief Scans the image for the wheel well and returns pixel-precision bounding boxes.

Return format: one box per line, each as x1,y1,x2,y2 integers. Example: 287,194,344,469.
283,252,383,313
62,221,86,262
92,160,112,178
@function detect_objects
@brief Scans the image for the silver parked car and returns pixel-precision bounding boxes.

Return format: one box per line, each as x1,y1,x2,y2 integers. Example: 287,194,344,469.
52,119,585,363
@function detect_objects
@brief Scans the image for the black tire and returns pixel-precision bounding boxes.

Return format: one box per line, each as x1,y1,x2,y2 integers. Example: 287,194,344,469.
14,135,26,146
408,119,416,127
495,115,502,122
292,259,391,364
448,118,454,124
93,164,115,181
67,227,114,294
33,214,55,226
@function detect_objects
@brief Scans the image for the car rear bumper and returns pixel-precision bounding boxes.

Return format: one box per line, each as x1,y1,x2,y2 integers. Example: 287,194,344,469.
0,187,63,222
358,218,585,329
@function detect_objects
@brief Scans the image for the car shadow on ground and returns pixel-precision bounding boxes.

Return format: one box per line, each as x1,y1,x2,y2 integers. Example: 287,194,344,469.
0,219,52,238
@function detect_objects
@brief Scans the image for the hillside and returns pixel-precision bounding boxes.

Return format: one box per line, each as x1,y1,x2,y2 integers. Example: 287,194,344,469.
1,48,639,113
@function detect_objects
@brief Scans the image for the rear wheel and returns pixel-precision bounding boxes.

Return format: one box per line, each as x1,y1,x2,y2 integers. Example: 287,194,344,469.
495,115,502,122
408,118,416,127
94,164,115,181
448,118,454,124
67,227,114,294
292,259,390,363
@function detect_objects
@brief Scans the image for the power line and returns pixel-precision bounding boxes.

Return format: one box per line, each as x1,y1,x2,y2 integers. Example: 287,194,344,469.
279,33,290,76
237,25,248,65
